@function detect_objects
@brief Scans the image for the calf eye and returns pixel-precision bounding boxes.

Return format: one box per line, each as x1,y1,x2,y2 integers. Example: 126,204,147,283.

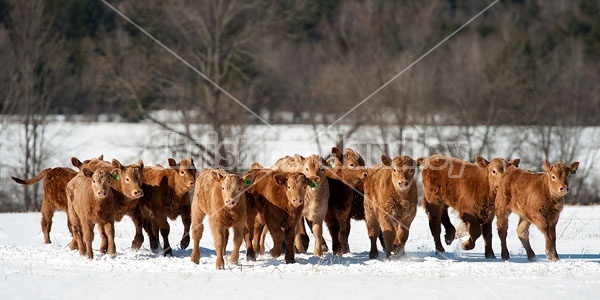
125,177,130,182
492,170,497,175
180,171,185,176
551,175,556,180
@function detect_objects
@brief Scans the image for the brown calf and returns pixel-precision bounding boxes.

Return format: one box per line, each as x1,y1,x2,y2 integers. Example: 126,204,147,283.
140,158,196,256
421,155,519,258
323,163,368,255
84,159,145,251
67,168,116,259
272,154,328,256
191,168,248,269
11,155,103,244
496,160,579,261
244,167,309,264
363,155,419,259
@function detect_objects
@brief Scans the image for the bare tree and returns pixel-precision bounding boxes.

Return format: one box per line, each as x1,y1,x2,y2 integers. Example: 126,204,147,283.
3,0,65,211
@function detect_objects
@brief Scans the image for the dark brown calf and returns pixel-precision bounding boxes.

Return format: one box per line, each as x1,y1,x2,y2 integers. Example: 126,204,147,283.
141,158,196,256
244,168,309,264
421,155,519,258
496,160,579,261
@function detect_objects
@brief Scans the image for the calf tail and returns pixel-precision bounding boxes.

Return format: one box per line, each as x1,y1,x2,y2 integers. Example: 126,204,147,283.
11,168,51,185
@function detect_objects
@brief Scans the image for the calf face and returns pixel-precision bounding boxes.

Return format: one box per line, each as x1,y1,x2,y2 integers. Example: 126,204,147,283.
299,155,327,184
380,155,417,192
211,171,245,208
475,156,520,192
274,173,309,208
82,168,113,200
168,157,197,190
112,159,145,199
543,160,579,197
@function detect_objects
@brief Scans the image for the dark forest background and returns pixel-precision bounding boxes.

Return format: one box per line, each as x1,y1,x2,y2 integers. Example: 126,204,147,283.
1,0,599,210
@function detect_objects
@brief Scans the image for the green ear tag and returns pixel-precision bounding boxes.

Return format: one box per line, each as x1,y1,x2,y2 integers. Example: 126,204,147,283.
113,173,120,180
310,181,318,188
570,169,577,175
244,179,252,186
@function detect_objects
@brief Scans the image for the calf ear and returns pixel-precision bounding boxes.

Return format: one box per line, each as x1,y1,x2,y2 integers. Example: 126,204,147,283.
71,157,83,169
112,159,123,170
250,161,263,169
568,162,579,174
543,160,552,172
416,157,426,167
331,147,342,160
97,154,104,160
293,154,305,163
273,174,287,186
82,168,94,178
168,158,178,168
320,157,329,168
475,155,489,167
211,170,225,181
136,159,144,169
381,155,391,166
509,158,521,168
186,157,194,165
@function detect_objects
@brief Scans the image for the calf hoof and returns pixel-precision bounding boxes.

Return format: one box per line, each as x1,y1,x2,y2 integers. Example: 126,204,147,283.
444,233,455,245
109,253,117,259
69,240,78,251
216,261,225,270
501,251,510,260
191,251,200,264
485,252,496,259
369,250,379,259
131,240,143,251
461,240,475,251
270,248,281,258
163,248,173,257
285,258,296,264
180,236,190,249
246,253,256,262
100,246,108,254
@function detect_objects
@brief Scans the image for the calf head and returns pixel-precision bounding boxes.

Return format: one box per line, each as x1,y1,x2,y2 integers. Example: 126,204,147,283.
168,157,197,191
330,147,365,168
274,173,309,208
338,168,369,187
382,155,418,192
299,154,327,184
476,156,521,192
211,170,245,209
112,159,145,199
82,168,114,200
543,160,579,197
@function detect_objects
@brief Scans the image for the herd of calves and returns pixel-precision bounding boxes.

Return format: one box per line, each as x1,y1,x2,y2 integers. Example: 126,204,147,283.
11,147,579,269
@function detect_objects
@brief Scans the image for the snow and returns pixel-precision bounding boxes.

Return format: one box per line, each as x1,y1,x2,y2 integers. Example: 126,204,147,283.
1,206,599,299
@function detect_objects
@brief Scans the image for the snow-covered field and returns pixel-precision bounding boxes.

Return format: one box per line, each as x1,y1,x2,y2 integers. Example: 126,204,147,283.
1,206,599,300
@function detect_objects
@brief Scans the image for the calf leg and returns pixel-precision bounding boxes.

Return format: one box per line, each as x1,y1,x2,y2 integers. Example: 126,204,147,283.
254,223,265,255
103,222,117,258
423,199,445,253
156,215,172,256
265,215,285,258
210,220,226,270
379,214,396,260
129,210,145,250
180,205,192,249
284,226,297,264
325,213,341,255
461,214,481,251
516,217,536,261
311,218,326,257
482,220,496,259
441,206,456,245
190,212,205,264
230,221,245,265
98,225,108,254
294,218,307,254
244,211,256,262
364,208,381,259
539,220,559,261
40,198,56,244
144,218,159,252
82,222,95,259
